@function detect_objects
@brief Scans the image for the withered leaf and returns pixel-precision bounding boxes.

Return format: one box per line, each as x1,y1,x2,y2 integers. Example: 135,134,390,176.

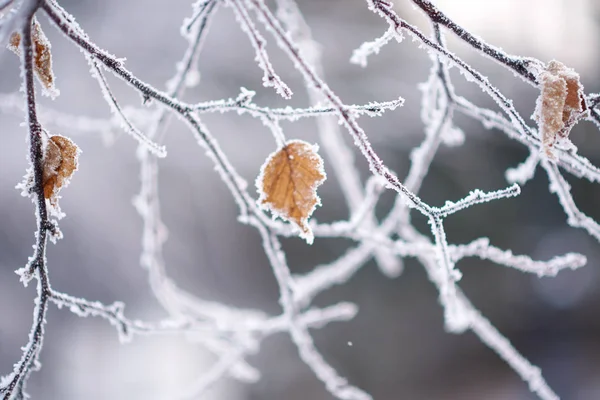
42,135,80,206
533,60,586,158
256,140,326,244
9,31,20,50
8,17,58,97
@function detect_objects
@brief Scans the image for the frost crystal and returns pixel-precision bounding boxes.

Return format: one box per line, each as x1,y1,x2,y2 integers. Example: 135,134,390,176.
533,60,587,158
2,1,599,400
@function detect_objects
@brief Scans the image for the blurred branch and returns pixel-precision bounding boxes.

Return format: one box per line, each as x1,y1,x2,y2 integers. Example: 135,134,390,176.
1,1,598,400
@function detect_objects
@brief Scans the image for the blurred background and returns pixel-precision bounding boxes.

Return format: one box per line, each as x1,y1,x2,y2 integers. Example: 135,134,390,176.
1,0,600,399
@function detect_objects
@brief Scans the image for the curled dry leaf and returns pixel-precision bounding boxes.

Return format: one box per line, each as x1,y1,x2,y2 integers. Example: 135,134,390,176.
8,17,58,98
256,140,326,244
533,60,587,158
42,135,80,207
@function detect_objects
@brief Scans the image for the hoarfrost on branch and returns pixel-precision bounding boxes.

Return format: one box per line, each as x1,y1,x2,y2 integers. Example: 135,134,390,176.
1,1,599,400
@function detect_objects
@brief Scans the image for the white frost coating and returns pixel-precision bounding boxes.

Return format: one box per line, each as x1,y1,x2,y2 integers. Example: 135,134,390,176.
86,58,167,157
437,184,521,218
181,0,215,40
276,0,402,277
506,151,540,185
450,238,586,276
253,221,371,400
171,1,217,92
227,0,292,99
350,27,399,67
33,16,60,99
192,87,403,121
418,235,561,400
293,242,377,307
3,0,599,399
461,289,559,400
533,60,587,159
181,347,249,399
441,124,465,146
543,158,600,242
453,94,600,184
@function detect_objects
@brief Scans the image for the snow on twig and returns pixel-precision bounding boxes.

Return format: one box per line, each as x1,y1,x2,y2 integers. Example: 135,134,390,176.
2,0,599,399
437,184,521,218
87,59,167,157
276,0,403,277
227,0,292,99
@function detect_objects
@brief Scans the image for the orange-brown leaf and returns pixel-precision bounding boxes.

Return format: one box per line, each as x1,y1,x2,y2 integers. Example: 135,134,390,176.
533,60,586,158
257,140,326,244
42,135,80,205
8,31,20,51
7,18,58,97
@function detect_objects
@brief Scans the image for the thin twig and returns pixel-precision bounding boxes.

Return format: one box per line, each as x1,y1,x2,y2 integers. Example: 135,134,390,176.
1,5,52,397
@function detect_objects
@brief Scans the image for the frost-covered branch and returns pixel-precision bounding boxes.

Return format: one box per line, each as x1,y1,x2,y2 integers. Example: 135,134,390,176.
544,159,600,242
2,1,599,399
0,92,115,139
276,0,402,278
252,221,371,400
39,2,370,398
227,0,292,98
410,0,539,84
192,88,404,120
87,59,167,157
450,238,586,277
437,184,521,218
359,1,600,248
1,6,51,397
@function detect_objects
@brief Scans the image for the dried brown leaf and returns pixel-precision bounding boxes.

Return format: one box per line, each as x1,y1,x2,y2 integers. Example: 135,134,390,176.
42,135,80,206
7,18,58,97
8,31,20,51
256,140,326,243
536,72,566,152
533,60,586,158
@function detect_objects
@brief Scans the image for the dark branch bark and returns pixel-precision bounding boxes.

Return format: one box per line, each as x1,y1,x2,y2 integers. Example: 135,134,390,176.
0,2,52,398
411,0,539,84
